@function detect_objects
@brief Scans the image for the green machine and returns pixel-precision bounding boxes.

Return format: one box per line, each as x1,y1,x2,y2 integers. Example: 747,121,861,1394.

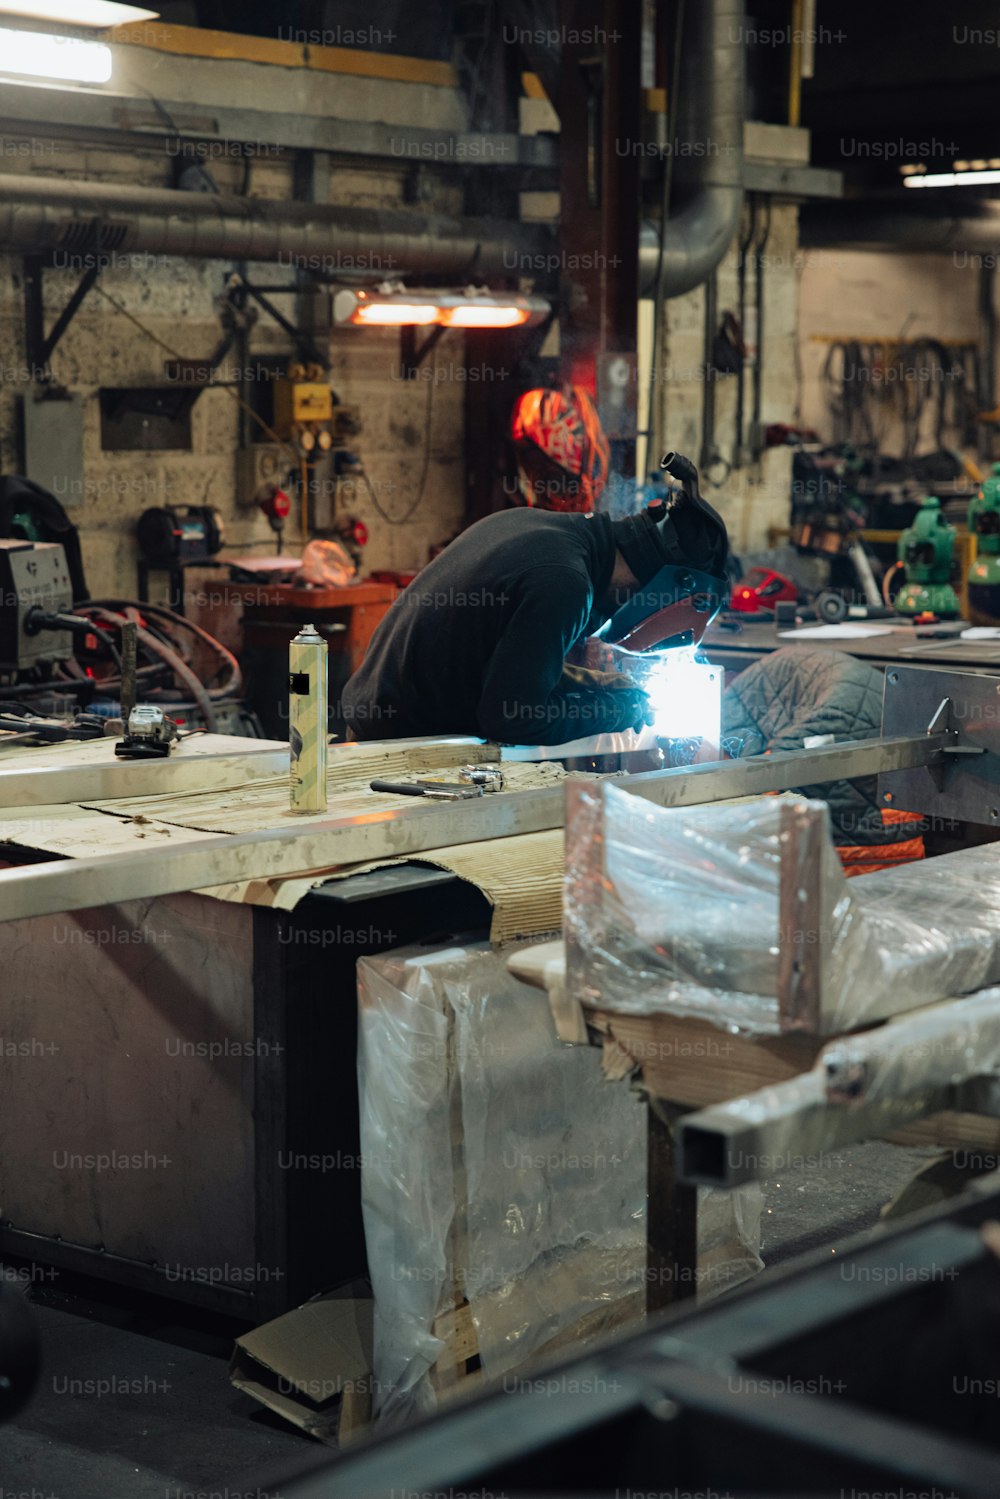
895,496,961,619
968,462,1000,624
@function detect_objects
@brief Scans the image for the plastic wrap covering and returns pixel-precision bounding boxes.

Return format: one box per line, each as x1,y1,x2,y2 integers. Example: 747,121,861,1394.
823,988,1000,1108
357,939,763,1424
565,781,794,1036
566,781,1000,1038
820,838,1000,1031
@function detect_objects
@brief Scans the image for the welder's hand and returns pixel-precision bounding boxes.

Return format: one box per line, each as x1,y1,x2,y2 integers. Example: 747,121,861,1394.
610,686,654,735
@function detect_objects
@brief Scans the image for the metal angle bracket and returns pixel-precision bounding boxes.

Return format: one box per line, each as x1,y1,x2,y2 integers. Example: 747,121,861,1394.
879,666,1000,827
923,695,986,790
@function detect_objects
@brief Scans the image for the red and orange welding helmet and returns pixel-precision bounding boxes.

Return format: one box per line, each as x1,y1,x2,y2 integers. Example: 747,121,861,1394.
510,386,610,512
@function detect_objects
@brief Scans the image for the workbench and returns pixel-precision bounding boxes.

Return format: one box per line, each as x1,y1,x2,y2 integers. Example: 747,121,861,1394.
0,733,558,1319
0,673,996,1332
705,616,1000,674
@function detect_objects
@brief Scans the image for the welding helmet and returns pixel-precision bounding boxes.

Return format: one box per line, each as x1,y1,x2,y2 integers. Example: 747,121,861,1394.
605,451,729,650
510,385,610,511
601,563,727,651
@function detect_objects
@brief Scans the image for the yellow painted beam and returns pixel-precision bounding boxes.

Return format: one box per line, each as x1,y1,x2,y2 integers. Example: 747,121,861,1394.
111,20,457,88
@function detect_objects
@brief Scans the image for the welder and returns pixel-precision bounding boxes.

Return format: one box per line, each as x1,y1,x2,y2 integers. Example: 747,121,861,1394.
342,453,729,745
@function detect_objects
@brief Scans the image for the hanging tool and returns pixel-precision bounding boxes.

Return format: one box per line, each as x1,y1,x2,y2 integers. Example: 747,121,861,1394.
699,273,731,487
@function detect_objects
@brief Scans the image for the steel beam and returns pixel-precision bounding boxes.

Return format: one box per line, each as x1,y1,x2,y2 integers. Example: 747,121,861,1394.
0,747,290,808
0,732,942,926
679,989,1000,1187
0,81,556,172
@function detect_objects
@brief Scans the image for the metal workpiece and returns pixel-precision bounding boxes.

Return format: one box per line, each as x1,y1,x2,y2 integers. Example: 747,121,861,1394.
0,733,948,926
0,745,290,808
680,987,1000,1187
879,665,1000,822
0,783,566,925
678,1070,955,1189
823,988,1000,1107
626,730,945,809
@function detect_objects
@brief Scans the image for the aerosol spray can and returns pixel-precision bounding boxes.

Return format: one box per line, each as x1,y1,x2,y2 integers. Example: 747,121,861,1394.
289,623,328,813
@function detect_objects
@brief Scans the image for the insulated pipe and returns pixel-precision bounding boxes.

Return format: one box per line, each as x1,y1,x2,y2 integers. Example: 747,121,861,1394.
638,0,745,298
800,200,1000,256
0,172,550,276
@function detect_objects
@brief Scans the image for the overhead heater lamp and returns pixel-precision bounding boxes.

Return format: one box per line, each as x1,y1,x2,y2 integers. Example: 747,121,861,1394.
333,287,550,330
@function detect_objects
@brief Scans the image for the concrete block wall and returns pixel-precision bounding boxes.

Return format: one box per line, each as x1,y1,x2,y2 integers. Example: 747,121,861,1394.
797,247,986,456
0,51,471,602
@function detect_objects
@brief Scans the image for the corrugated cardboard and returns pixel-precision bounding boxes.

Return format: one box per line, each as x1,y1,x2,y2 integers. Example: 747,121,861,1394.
229,1286,373,1444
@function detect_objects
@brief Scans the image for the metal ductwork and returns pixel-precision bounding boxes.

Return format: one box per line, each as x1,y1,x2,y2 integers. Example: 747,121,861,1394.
801,200,1000,255
639,0,745,298
0,173,549,276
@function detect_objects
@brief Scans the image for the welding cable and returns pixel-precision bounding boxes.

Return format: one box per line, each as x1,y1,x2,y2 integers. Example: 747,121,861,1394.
359,353,436,526
82,600,242,699
80,604,220,731
881,560,904,609
69,617,122,674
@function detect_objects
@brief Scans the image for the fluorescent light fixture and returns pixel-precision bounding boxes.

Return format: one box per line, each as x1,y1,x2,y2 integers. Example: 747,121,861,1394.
0,25,112,81
904,169,1000,188
333,285,550,330
0,1,157,25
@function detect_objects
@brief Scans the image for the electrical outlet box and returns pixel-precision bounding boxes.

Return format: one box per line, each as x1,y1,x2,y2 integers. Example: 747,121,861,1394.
235,445,290,508
272,380,333,438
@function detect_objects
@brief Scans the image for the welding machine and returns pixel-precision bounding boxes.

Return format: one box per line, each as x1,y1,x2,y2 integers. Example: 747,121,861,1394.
967,462,1000,624
0,539,75,670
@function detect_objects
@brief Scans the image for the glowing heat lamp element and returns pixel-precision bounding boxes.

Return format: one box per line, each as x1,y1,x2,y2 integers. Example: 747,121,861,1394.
0,24,112,81
441,305,530,328
352,300,439,327
334,286,550,330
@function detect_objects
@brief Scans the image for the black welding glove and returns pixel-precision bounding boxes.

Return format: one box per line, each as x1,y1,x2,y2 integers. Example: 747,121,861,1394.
607,685,655,735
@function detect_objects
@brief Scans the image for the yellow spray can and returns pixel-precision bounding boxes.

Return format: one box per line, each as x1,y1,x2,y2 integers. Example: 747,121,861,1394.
289,623,328,813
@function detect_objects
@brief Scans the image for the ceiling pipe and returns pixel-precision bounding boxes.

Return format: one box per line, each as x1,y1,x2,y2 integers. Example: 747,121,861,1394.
638,0,746,298
800,200,1000,255
0,172,550,277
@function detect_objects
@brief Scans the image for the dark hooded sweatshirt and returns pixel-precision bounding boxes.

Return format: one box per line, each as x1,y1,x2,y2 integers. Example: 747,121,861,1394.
342,508,639,744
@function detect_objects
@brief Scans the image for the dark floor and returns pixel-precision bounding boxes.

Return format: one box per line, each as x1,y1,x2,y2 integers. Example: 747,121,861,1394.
1,1138,938,1499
